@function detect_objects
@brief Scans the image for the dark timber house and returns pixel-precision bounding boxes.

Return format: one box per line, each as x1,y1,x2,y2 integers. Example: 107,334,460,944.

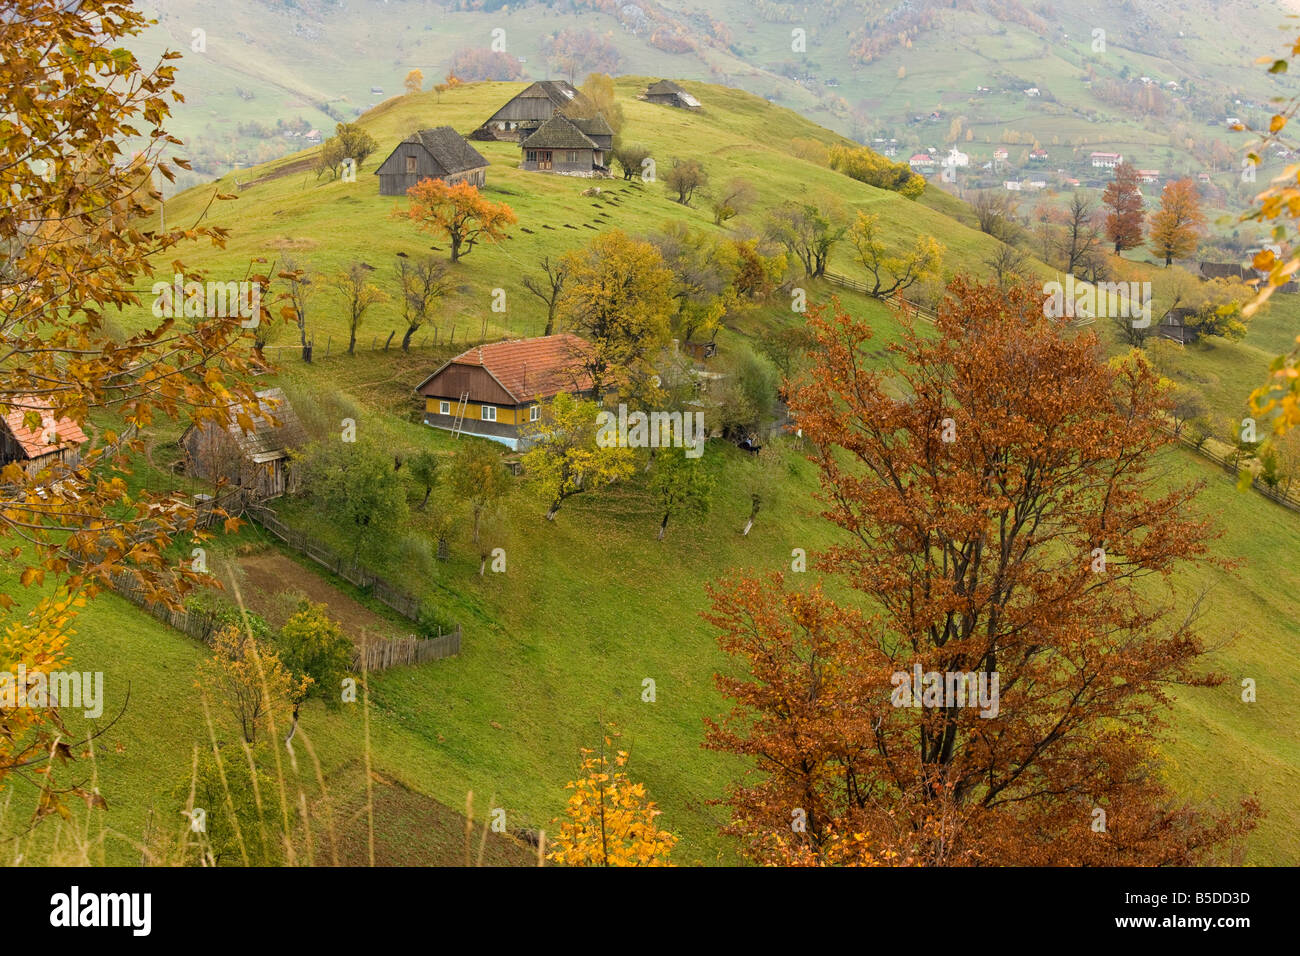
1199,259,1298,293
415,334,594,450
0,397,88,478
640,79,702,110
519,114,610,176
374,127,488,196
179,388,307,500
471,80,580,141
1156,307,1199,345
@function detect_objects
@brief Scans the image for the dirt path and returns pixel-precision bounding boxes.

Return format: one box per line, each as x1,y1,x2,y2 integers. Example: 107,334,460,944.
236,550,408,646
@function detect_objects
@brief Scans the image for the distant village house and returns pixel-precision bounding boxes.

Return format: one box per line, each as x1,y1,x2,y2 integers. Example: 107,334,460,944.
471,80,581,142
374,127,488,195
640,79,702,110
1156,307,1198,345
519,114,611,176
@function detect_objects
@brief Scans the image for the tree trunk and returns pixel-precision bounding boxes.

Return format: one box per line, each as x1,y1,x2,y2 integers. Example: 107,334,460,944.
657,512,669,540
348,326,357,355
285,704,300,751
546,501,560,521
450,233,462,262
479,556,487,576
402,324,417,351
420,486,432,510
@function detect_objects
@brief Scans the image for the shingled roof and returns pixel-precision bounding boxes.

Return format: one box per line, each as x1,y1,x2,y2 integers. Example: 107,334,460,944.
1,397,88,460
645,79,687,96
514,80,578,108
570,114,613,138
643,79,701,107
519,114,599,151
416,334,594,404
189,388,306,464
409,127,488,176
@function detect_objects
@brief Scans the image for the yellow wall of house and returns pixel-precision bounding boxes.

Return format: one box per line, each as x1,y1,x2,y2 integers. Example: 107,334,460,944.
426,397,538,426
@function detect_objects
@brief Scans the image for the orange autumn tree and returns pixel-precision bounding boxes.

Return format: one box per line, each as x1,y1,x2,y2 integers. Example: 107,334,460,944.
1148,178,1206,266
1102,160,1145,253
704,277,1260,866
1,0,260,801
403,179,516,263
547,738,678,866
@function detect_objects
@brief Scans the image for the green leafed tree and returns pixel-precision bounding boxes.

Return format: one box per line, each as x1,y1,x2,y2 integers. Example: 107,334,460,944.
522,393,637,520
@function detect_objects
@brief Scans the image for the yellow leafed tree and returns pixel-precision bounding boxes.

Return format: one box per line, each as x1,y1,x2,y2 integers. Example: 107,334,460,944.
547,740,677,866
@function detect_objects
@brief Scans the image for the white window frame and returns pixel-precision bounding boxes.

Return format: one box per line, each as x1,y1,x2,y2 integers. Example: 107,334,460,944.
481,405,497,422
439,400,450,415
530,405,540,422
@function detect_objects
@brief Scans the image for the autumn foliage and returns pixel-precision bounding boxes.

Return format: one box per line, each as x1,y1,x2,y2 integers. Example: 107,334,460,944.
704,277,1260,866
1148,178,1206,266
403,179,516,263
1102,161,1145,252
1,0,265,801
547,740,678,866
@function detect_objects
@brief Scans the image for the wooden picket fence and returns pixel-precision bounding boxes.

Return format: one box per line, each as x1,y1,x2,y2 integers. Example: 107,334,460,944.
243,504,461,666
104,571,225,647
1167,424,1300,515
353,629,461,671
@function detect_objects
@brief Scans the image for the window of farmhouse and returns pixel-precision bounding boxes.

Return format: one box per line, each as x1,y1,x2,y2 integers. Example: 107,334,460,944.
530,405,540,421
439,400,450,415
526,150,537,163
405,156,417,174
481,405,497,422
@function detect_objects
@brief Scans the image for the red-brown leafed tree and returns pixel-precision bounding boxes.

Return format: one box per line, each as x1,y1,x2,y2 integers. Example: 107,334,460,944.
1102,161,1145,253
704,277,1260,866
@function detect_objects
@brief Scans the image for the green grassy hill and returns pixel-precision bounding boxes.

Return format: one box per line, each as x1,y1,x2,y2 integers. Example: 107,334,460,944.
120,76,1000,348
12,79,1300,866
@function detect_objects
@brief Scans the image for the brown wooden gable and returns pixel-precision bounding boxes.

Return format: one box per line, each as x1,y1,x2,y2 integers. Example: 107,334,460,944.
417,362,516,406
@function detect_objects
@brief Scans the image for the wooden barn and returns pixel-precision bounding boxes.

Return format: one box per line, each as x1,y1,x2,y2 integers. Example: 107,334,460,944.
179,388,306,500
471,80,581,141
1156,307,1199,345
0,397,88,478
414,334,594,449
519,115,610,176
374,127,488,196
1199,261,1250,282
640,79,702,110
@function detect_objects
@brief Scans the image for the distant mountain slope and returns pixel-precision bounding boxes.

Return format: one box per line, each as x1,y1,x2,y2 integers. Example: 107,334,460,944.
127,0,1300,197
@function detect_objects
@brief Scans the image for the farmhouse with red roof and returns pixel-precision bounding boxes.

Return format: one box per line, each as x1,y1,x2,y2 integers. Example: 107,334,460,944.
415,333,596,448
0,396,88,477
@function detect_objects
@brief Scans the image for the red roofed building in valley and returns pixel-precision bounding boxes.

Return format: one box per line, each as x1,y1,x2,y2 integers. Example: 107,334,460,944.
414,333,595,448
0,397,88,477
